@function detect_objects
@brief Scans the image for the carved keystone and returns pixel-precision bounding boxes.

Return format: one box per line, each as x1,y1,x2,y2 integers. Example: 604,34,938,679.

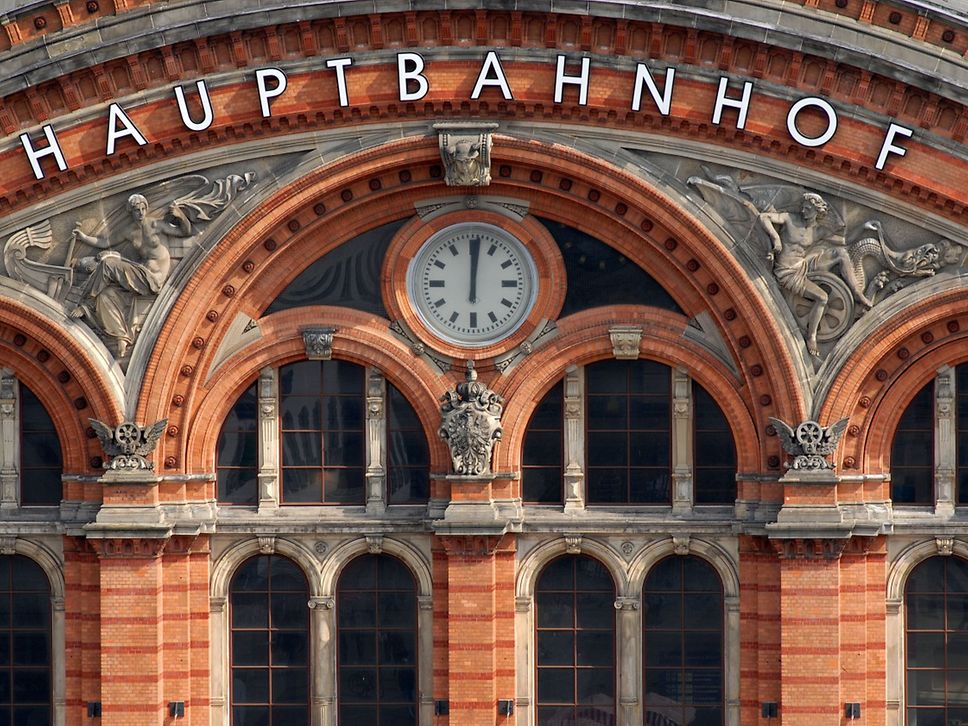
433,122,498,187
937,537,955,556
302,327,337,360
609,325,643,360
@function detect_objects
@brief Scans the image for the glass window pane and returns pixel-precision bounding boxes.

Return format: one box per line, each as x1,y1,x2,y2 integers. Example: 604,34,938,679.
281,469,321,503
232,669,268,704
537,631,573,666
324,469,365,504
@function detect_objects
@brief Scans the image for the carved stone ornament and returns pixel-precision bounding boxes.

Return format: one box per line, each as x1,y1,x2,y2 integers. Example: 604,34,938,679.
438,361,504,476
686,171,967,359
257,536,276,555
936,537,955,556
365,535,384,554
609,325,643,360
302,327,337,360
672,535,691,555
564,535,582,555
769,417,849,470
434,122,498,187
4,172,256,361
89,418,168,470
0,536,16,555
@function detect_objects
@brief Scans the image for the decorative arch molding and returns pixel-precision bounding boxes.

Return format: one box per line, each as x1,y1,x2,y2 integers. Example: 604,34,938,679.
627,536,740,601
145,136,802,473
182,306,448,472
818,289,968,471
0,296,124,471
493,306,762,472
884,540,968,726
515,536,627,600
319,535,433,599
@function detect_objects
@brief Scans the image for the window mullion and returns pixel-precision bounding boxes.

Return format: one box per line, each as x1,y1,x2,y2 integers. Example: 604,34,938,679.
258,366,280,510
0,370,19,509
671,367,693,513
563,366,585,512
365,368,387,514
936,366,955,514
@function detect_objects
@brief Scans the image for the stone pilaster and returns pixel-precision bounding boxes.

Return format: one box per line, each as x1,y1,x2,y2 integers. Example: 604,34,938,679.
365,368,387,513
671,367,693,513
257,366,279,509
562,365,584,512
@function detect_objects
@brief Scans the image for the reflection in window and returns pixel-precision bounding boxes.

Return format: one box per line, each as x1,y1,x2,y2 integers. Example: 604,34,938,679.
891,383,934,505
535,555,615,725
644,556,724,726
0,556,51,724
387,384,429,504
586,360,671,504
959,365,968,503
217,383,258,504
280,360,365,504
230,555,309,725
522,382,563,503
906,556,968,724
20,385,62,506
693,383,736,505
337,554,418,726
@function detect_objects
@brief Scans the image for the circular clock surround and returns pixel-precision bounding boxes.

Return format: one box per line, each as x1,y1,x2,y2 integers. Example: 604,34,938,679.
407,223,538,347
382,209,566,359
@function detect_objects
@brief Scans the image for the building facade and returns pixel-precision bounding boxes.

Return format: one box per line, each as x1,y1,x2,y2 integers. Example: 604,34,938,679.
0,0,964,723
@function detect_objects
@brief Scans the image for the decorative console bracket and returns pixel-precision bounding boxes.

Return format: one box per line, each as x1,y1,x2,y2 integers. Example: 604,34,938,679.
433,122,499,187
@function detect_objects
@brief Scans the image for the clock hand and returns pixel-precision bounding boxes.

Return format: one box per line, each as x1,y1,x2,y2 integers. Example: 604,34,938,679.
469,236,480,304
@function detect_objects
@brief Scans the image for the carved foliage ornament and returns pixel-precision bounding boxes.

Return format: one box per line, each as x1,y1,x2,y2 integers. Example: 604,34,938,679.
438,361,503,476
302,327,337,360
769,417,849,470
89,418,167,470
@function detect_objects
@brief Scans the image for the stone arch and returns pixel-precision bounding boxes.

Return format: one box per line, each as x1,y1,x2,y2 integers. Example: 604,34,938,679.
209,536,320,726
182,307,447,473
143,136,802,472
628,537,741,726
516,536,627,600
319,536,433,598
495,306,760,473
3,538,66,726
884,539,968,726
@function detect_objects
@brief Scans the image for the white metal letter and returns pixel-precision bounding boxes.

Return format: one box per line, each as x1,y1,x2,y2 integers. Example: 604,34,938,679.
712,77,754,130
554,55,590,106
105,103,148,156
471,51,513,100
631,64,675,115
173,80,215,132
19,125,68,180
786,96,838,147
397,52,429,101
876,122,914,170
255,68,288,118
325,57,353,107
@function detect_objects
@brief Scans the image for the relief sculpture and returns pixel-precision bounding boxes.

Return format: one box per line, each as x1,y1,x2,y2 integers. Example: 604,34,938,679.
2,172,255,360
687,169,965,358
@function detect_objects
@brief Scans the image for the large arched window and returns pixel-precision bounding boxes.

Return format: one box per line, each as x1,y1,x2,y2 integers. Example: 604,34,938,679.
337,554,418,725
534,555,615,724
0,372,63,507
643,555,724,725
216,362,429,506
230,555,310,725
522,361,736,506
905,555,968,724
0,555,52,724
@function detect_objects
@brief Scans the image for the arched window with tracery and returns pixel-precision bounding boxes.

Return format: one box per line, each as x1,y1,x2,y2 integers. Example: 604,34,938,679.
905,555,968,724
643,555,724,725
337,554,418,725
216,362,429,507
230,555,310,725
521,361,736,506
0,555,52,724
534,555,615,724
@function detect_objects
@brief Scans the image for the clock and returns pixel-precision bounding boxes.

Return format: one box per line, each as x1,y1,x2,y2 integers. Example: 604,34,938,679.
406,222,538,347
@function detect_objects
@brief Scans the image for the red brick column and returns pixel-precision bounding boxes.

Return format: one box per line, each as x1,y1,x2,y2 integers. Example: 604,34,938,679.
88,537,167,725
64,537,100,722
439,534,516,726
738,536,780,724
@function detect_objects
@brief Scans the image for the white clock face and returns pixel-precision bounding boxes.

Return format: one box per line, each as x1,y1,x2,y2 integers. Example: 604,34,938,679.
407,223,538,347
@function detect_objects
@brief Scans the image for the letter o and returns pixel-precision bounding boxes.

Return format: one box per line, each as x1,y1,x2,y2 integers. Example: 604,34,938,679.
786,96,838,147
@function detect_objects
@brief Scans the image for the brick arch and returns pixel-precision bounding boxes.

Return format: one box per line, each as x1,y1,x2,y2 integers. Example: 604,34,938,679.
0,300,123,473
818,289,968,472
182,307,448,473
143,136,802,471
493,306,762,473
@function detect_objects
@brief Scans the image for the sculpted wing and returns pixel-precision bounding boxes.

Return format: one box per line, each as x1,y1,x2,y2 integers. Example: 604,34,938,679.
818,418,850,455
88,418,118,457
768,417,799,456
135,419,168,456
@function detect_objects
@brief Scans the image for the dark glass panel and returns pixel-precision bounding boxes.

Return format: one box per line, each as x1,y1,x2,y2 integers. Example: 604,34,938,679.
630,433,670,466
908,558,945,593
320,395,364,430
281,432,321,467
269,557,306,591
323,431,364,466
232,669,268,703
645,631,682,667
324,469,365,503
11,634,46,667
646,558,682,591
537,631,573,666
376,555,415,591
684,631,722,667
230,594,267,629
629,471,670,503
339,706,377,725
908,633,945,668
222,386,258,432
270,594,306,629
538,557,575,591
271,706,309,724
19,470,61,507
629,361,671,395
575,557,613,591
279,361,320,396
232,706,269,726
948,557,968,593
537,668,574,703
233,558,269,591
645,669,682,703
585,470,625,503
629,397,670,429
271,669,308,704
378,704,416,725
387,468,430,504
232,632,268,666
11,672,47,703
586,397,627,429
217,432,258,468
682,558,721,592
694,433,735,466
576,631,613,666
536,594,573,629
694,469,737,504
387,430,430,466
339,669,377,700
892,382,934,505
339,557,377,590
280,469,321,503
908,595,944,630
377,593,415,629
10,597,45,629
377,668,416,701
323,360,365,395
575,594,614,628
271,632,308,666
576,668,613,702
217,469,258,505
524,432,563,466
379,632,416,665
908,669,946,706
522,468,561,504
948,595,968,630
280,397,320,431
587,433,627,466
585,360,630,395
529,384,563,430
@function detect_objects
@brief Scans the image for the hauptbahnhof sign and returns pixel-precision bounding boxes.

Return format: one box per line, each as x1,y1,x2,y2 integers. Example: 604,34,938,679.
17,51,915,179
